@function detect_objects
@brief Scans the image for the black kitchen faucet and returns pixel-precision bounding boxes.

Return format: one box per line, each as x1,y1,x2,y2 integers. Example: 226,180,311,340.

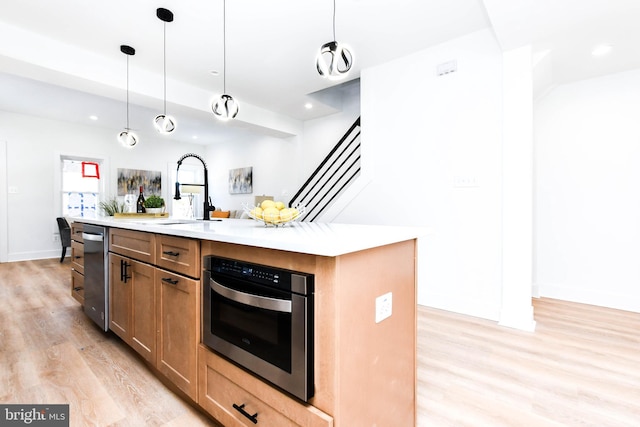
174,153,216,220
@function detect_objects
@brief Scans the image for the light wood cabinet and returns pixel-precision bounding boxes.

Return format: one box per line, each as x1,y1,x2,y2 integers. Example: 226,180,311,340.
71,222,84,243
200,239,417,427
156,234,200,278
102,225,416,427
108,253,156,364
157,268,200,400
70,222,84,304
108,229,201,401
199,345,333,427
109,228,155,264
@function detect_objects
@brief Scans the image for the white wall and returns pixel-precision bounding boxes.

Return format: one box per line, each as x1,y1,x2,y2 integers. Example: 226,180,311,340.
534,69,640,313
334,29,505,320
205,133,301,212
206,82,360,214
0,111,205,261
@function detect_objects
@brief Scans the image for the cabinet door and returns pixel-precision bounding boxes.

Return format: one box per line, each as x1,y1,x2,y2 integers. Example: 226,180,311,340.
109,253,130,341
157,268,200,400
130,260,156,363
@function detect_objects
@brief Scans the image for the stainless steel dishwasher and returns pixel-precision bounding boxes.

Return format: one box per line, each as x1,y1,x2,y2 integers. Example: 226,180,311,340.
82,224,109,331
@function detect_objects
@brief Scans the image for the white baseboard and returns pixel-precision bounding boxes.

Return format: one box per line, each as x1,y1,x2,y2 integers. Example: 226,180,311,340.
8,250,64,262
539,282,639,313
418,293,501,322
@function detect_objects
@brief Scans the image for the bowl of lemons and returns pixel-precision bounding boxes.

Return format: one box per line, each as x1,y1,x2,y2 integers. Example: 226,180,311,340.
244,200,304,227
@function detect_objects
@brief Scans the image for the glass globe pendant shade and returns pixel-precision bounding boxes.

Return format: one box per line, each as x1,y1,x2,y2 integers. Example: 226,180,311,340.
118,129,138,148
212,94,239,121
316,40,353,80
153,114,177,133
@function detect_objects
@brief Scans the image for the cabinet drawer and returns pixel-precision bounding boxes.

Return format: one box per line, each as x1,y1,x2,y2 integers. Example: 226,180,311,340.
156,235,200,278
109,228,155,264
71,240,84,274
199,346,333,427
71,269,84,304
71,222,84,243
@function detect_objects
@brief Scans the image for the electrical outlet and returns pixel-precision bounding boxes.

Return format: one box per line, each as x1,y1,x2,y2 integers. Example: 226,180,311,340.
53,235,60,243
375,292,392,323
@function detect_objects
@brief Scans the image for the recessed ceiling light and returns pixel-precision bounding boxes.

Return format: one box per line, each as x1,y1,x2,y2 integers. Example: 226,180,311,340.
591,44,612,57
304,103,313,109
192,135,198,140
89,115,98,120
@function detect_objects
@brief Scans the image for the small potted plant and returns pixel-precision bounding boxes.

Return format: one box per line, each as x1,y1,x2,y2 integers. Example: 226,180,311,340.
143,195,165,214
99,197,126,216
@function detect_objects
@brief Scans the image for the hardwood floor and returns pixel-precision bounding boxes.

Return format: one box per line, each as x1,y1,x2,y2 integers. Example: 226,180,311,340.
2,259,639,426
418,298,640,426
0,259,217,427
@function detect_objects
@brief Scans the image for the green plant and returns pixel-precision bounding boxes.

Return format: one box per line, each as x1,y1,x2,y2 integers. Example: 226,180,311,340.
143,195,165,209
99,197,126,216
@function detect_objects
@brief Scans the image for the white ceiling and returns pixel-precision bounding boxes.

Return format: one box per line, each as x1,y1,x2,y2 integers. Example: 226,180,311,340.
0,0,639,145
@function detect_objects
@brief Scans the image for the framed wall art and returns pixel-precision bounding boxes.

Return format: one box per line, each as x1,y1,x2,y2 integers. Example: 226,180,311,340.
229,166,253,194
117,168,162,196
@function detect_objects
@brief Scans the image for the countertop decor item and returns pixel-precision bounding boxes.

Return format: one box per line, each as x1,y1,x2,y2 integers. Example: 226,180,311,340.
243,202,305,227
153,8,177,134
117,45,138,147
113,212,169,218
143,195,165,214
99,197,126,216
211,0,239,120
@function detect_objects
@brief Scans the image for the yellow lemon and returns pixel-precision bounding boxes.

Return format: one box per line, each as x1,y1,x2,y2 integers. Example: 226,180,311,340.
274,201,286,210
290,207,299,218
261,199,276,210
262,207,280,223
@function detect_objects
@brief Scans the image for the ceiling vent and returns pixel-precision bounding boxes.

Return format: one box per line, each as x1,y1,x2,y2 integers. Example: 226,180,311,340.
437,60,457,76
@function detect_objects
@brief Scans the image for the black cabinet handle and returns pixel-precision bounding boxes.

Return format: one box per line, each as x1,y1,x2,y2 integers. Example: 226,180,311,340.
121,259,131,283
232,404,258,424
74,255,82,259
163,250,180,257
73,287,83,292
161,277,179,285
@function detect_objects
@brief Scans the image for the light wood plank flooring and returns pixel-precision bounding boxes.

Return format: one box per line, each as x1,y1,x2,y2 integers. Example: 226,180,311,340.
419,298,640,426
2,259,639,426
0,259,217,426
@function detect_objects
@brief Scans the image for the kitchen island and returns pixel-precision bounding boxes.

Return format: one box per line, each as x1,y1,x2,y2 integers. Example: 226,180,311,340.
71,217,424,427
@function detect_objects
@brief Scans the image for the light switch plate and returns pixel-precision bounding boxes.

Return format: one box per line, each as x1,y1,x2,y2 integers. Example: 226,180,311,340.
375,292,392,323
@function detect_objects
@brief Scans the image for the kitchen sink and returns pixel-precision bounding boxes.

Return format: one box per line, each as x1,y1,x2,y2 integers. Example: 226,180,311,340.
137,219,202,225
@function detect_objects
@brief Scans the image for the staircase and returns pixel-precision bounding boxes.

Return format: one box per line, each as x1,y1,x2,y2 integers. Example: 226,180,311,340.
289,117,361,222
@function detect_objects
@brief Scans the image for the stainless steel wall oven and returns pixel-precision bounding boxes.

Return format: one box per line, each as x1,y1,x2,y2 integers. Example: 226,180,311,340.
202,255,314,402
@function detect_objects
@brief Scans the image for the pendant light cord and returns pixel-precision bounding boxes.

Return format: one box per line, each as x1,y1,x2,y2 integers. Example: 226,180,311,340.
222,0,227,93
163,22,167,115
126,54,130,130
332,0,336,41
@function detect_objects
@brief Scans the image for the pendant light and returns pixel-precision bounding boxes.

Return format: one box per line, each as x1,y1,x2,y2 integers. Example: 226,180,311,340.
212,0,239,120
118,45,138,148
316,0,353,80
154,7,177,133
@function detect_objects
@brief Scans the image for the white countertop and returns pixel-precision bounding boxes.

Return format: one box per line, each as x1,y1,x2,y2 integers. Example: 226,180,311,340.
74,217,427,257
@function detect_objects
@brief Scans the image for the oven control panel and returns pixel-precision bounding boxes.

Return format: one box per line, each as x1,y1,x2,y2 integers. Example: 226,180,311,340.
204,256,313,295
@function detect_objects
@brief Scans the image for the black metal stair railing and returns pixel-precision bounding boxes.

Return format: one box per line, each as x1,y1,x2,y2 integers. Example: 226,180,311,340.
289,117,361,222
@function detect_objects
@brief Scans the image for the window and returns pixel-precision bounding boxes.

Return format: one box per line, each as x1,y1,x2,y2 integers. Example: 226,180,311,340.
61,158,102,218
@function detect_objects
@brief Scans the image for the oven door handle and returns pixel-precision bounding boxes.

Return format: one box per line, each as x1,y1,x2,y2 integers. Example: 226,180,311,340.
210,278,292,313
